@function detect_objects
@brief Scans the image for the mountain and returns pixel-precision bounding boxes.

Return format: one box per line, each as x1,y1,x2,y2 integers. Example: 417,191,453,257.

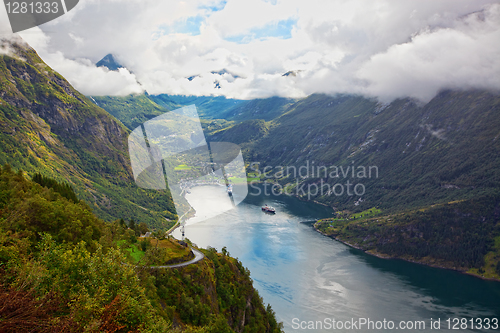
314,193,500,278
91,94,242,130
88,85,500,221
209,91,500,278
214,91,500,212
0,38,176,228
96,53,124,71
90,93,169,130
91,93,295,132
211,96,297,122
210,68,241,79
150,94,245,119
58,42,500,278
209,119,269,145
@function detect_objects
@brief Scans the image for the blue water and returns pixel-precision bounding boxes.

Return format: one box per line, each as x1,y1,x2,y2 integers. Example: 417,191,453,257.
173,185,500,332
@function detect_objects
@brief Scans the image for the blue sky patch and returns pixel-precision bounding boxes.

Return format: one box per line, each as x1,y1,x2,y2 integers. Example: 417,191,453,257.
225,18,297,44
154,15,205,38
199,0,227,13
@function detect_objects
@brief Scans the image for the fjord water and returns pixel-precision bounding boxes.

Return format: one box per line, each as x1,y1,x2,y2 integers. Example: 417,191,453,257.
172,185,500,332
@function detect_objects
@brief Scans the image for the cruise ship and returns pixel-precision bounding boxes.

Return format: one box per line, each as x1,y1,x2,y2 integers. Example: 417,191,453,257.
261,204,276,214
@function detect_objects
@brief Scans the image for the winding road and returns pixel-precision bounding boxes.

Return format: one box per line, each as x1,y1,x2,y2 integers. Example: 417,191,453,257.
150,248,205,269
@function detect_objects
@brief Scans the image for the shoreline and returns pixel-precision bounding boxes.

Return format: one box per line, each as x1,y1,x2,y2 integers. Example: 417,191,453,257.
312,225,500,282
169,183,230,235
166,207,193,235
269,181,500,282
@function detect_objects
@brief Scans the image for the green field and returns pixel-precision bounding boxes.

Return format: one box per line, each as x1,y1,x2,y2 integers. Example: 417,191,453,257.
351,207,381,219
229,176,259,183
174,164,193,170
117,240,145,263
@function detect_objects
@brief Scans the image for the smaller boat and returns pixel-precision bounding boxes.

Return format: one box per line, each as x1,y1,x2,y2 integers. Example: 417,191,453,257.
261,204,276,214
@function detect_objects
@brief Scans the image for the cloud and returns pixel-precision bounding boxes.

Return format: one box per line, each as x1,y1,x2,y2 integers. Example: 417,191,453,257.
7,0,500,102
18,27,144,96
45,53,144,96
357,4,500,102
0,37,25,59
224,18,297,44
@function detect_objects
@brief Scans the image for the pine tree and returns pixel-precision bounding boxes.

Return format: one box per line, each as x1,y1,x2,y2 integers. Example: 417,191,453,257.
129,219,136,231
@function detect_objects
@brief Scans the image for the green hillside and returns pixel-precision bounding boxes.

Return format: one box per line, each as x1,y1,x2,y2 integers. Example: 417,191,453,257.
206,96,296,122
13,30,498,278
91,93,293,133
91,94,169,130
0,165,283,332
209,119,269,145
0,40,176,229
315,195,500,279
212,91,500,213
150,94,244,120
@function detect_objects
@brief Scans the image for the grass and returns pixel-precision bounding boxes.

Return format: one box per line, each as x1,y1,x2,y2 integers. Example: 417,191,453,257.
229,176,258,183
351,207,381,219
142,237,192,262
128,243,145,262
174,164,193,170
468,235,500,279
246,172,263,182
117,240,145,263
315,219,349,235
318,207,382,224
117,237,193,265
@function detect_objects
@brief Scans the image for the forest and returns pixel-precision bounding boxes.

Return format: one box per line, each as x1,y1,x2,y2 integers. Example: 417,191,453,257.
0,164,283,332
315,197,500,279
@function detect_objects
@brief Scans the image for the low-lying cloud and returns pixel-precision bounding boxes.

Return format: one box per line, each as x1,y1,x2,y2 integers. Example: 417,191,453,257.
1,0,498,103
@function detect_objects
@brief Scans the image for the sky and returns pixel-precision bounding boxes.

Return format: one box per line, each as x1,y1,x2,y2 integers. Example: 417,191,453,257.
1,0,500,102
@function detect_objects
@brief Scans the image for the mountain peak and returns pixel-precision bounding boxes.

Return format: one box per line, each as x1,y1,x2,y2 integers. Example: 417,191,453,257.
96,53,123,71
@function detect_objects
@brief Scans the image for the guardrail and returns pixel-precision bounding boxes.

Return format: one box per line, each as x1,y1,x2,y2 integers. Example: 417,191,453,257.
165,207,193,235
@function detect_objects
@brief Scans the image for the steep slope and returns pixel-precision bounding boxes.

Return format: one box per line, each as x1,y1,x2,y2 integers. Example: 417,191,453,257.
82,84,500,276
209,119,269,145
91,93,169,130
91,93,294,137
150,94,244,119
90,87,500,214
0,38,176,228
214,91,500,212
210,96,297,122
150,94,294,121
0,166,284,332
315,194,500,279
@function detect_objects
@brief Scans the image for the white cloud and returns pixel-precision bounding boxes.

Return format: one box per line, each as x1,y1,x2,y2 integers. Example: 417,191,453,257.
49,55,144,96
206,0,297,38
7,0,499,102
357,4,500,102
18,27,144,96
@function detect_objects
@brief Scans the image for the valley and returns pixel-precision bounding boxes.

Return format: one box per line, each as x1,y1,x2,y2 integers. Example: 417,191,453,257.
92,88,500,281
